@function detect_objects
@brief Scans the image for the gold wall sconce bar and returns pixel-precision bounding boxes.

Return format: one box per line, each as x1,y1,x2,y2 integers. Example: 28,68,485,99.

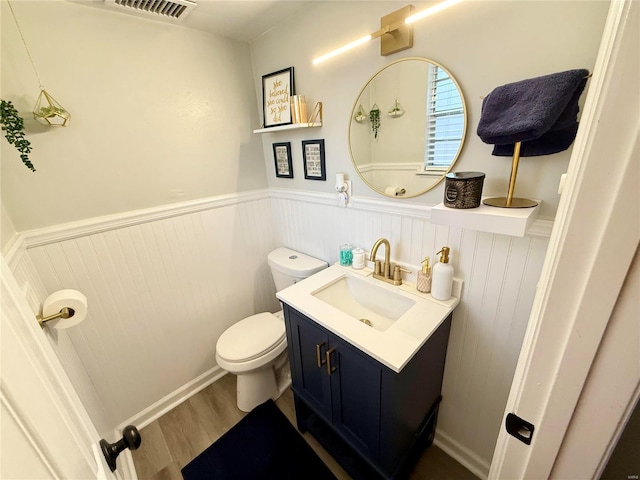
379,5,414,57
313,0,464,65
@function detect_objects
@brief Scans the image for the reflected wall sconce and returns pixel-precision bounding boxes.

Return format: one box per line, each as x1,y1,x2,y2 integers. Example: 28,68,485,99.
313,0,464,65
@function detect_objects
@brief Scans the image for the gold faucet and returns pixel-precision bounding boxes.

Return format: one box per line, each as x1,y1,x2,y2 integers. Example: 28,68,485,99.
370,238,409,286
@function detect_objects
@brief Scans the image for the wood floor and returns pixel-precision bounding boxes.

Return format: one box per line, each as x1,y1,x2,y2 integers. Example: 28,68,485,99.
131,374,478,480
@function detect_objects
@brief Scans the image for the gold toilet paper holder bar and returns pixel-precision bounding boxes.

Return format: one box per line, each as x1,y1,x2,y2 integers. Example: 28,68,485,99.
37,307,75,328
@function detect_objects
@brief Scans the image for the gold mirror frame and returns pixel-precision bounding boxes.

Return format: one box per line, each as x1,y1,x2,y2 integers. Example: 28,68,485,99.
348,57,467,198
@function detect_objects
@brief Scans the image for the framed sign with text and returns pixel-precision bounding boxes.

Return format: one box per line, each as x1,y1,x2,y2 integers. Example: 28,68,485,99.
273,142,293,178
262,67,295,128
302,139,326,181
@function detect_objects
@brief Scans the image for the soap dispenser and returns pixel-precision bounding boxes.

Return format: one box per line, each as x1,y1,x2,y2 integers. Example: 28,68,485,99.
417,257,432,293
432,247,454,301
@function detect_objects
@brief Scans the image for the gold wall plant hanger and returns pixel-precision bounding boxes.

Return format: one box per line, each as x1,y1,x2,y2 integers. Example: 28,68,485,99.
33,89,70,126
7,0,71,127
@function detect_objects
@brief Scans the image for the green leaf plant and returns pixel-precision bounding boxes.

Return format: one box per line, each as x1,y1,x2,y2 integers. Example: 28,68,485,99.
369,104,381,139
1,99,35,172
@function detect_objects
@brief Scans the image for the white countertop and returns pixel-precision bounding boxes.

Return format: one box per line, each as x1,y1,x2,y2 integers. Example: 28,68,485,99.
277,264,459,372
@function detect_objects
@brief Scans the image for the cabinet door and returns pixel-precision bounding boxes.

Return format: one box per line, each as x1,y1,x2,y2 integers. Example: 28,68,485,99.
286,309,333,419
328,336,382,461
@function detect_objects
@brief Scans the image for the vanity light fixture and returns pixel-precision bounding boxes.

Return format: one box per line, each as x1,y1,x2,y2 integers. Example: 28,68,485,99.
312,0,464,65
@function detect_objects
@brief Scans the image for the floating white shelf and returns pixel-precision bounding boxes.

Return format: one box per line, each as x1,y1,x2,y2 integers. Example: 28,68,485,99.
430,198,541,237
253,122,322,134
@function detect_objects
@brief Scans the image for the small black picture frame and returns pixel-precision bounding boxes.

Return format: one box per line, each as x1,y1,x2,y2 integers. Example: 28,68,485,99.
262,67,295,128
273,142,293,178
302,139,326,181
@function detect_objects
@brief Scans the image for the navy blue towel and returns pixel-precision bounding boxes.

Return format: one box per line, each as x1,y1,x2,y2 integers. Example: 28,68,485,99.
477,69,589,156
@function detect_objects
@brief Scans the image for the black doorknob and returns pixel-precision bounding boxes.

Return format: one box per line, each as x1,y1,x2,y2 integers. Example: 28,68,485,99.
100,425,142,472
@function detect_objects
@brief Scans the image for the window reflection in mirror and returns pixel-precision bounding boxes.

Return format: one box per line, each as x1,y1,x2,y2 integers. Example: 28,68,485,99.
424,64,465,172
349,58,467,198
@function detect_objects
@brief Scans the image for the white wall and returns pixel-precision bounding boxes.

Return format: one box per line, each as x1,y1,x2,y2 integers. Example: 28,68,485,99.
1,1,266,231
251,1,609,219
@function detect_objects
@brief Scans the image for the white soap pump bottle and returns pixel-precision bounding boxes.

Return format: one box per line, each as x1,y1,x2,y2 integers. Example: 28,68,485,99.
432,246,454,301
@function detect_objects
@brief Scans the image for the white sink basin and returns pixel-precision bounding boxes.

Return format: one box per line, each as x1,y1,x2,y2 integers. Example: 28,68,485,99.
277,264,459,372
312,275,415,331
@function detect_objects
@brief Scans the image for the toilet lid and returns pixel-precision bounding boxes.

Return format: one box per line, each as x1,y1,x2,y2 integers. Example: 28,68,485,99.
216,313,286,363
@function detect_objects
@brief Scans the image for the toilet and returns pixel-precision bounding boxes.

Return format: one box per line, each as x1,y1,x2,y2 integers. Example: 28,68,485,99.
215,247,327,412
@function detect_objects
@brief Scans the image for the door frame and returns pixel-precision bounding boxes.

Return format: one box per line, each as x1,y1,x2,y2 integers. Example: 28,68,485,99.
489,1,639,478
1,254,116,478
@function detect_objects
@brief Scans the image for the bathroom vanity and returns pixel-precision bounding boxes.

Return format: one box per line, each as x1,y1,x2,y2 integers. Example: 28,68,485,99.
277,265,458,479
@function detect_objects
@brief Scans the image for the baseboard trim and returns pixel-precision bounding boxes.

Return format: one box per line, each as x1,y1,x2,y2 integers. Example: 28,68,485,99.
434,429,491,480
113,366,227,479
117,365,227,433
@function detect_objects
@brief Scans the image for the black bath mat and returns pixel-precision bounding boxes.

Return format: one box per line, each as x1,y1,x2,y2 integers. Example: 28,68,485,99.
181,399,337,480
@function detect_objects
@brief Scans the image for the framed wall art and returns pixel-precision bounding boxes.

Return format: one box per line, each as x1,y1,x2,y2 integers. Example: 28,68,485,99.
262,67,295,128
273,142,293,178
302,139,326,181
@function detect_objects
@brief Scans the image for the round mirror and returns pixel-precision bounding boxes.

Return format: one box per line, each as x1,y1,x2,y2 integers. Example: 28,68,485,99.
349,57,467,198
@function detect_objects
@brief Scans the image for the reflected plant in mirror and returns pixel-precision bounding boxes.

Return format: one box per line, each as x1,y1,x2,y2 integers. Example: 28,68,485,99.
369,104,381,138
349,57,467,198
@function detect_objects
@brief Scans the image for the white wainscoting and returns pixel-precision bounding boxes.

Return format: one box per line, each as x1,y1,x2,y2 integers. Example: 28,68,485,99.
269,189,550,478
8,188,551,477
10,190,281,432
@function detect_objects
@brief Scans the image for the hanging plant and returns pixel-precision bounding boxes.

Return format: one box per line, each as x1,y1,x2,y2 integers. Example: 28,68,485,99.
1,100,35,172
369,104,381,138
387,99,405,118
354,104,367,123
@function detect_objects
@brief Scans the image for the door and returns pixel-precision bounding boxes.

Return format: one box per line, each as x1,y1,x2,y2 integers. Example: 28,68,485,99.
329,336,382,461
286,307,333,419
1,255,117,479
489,1,639,478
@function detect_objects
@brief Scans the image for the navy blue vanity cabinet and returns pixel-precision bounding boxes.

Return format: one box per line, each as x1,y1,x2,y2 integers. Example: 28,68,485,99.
283,303,453,480
284,305,382,461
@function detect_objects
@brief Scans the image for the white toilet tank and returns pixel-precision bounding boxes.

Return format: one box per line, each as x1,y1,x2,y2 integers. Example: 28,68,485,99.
267,247,328,291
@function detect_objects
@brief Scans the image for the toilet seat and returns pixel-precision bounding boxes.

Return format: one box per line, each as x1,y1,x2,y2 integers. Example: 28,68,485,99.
216,312,285,363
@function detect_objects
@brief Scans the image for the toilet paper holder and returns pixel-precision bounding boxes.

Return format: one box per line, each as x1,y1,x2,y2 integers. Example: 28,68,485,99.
37,306,75,328
36,289,88,329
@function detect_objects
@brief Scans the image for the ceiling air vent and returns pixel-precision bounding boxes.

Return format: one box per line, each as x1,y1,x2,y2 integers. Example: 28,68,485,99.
105,0,197,22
